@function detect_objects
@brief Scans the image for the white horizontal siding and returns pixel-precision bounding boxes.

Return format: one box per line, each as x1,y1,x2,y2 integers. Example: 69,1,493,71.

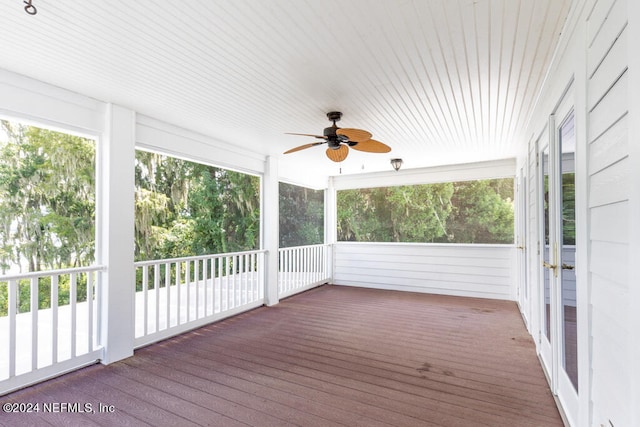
588,113,627,174
588,69,627,141
587,0,630,425
333,242,515,300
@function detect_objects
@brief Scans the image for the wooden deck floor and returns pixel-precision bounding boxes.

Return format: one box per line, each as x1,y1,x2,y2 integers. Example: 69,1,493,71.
0,285,562,426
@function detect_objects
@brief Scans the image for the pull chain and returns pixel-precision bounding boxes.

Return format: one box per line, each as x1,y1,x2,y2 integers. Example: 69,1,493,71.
24,0,37,15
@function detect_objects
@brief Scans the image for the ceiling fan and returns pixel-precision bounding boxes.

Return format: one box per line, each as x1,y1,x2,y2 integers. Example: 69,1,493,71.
284,111,391,162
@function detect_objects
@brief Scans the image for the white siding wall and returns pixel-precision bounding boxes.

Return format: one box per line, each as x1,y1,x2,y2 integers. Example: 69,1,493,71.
586,0,630,425
522,0,636,424
333,242,515,300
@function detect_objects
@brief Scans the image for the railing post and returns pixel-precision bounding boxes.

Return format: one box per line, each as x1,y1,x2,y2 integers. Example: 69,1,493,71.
98,103,135,364
263,156,280,306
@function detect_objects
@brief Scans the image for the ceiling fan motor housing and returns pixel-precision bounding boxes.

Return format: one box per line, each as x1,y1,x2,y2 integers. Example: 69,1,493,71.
324,112,347,150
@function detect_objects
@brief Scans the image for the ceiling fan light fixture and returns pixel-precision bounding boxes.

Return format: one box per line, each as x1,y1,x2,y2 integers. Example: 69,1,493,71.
391,158,403,171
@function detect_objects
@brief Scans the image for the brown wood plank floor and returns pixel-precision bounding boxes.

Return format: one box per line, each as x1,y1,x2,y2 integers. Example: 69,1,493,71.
0,285,562,426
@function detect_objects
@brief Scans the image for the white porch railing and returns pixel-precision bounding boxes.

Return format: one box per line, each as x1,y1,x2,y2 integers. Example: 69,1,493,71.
0,265,105,395
278,244,331,298
133,250,265,348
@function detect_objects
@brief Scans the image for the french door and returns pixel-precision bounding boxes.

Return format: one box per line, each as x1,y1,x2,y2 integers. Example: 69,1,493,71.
538,93,578,421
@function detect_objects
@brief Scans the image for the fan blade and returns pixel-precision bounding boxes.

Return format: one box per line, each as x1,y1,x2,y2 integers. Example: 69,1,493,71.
326,145,349,162
285,132,327,139
284,141,324,154
336,128,372,142
350,139,391,153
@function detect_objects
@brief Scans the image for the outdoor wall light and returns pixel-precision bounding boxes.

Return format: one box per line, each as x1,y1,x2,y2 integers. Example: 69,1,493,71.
391,158,403,171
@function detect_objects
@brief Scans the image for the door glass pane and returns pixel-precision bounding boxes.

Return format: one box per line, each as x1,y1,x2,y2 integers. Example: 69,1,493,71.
559,112,578,391
541,146,551,341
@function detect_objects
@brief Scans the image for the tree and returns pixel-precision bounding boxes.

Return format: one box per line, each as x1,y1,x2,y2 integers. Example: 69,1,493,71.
0,121,95,273
387,184,454,242
189,166,260,254
279,182,324,247
337,179,514,244
441,179,514,244
133,151,260,261
337,183,454,242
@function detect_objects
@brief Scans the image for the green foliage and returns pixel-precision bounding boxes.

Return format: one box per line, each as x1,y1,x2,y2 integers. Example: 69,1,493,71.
338,184,454,242
0,121,95,273
562,173,576,245
134,151,260,261
279,182,324,247
439,180,514,243
337,178,514,244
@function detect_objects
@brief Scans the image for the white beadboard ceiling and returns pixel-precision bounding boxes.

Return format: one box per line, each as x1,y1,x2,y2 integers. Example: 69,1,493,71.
0,0,572,184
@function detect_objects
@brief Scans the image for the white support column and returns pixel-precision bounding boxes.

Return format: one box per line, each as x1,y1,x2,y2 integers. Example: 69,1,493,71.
263,156,279,306
98,103,135,364
325,177,337,282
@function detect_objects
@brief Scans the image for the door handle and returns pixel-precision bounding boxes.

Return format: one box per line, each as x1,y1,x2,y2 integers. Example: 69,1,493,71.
542,261,557,270
561,263,575,270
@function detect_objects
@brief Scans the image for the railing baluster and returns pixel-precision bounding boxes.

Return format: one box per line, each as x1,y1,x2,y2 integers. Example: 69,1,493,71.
142,265,148,336
87,272,93,352
165,262,171,330
302,247,306,285
70,273,77,359
154,264,160,333
297,248,302,290
186,261,191,322
51,275,59,364
194,259,200,319
259,252,264,300
203,258,208,316
224,256,231,310
278,250,282,295
218,256,223,311
294,248,299,291
315,245,319,282
30,277,38,371
282,249,287,293
95,270,102,346
285,249,290,292
317,245,321,281
290,249,294,291
214,257,216,315
8,279,17,378
303,248,312,283
311,246,316,282
233,255,239,308
176,262,181,325
241,254,246,305
218,256,223,313
254,252,259,300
